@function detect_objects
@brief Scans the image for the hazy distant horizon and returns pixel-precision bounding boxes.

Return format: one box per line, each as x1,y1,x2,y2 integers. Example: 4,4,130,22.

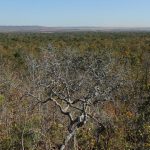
0,25,150,28
0,26,150,33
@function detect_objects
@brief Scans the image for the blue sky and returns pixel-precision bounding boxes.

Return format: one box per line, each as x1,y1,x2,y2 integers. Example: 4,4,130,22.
0,0,150,27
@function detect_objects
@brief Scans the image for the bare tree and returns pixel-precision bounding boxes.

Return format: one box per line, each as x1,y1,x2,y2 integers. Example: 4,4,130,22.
8,47,132,149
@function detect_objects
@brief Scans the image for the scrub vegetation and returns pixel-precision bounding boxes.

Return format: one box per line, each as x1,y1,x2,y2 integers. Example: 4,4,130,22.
0,32,150,150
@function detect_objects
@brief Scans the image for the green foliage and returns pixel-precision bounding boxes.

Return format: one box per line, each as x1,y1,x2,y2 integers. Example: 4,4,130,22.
0,122,41,150
77,124,96,150
0,95,5,106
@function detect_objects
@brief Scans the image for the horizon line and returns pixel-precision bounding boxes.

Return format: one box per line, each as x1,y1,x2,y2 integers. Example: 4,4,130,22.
0,25,150,28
